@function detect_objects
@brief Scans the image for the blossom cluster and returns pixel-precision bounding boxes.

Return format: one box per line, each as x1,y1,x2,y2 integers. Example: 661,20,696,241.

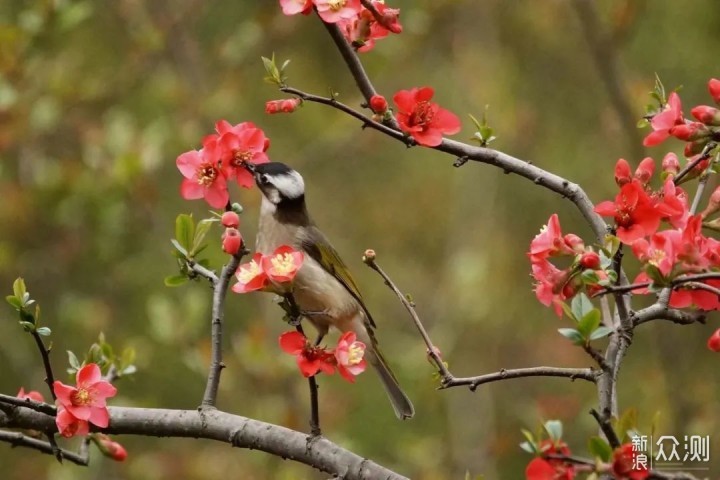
52,364,117,438
279,330,367,382
280,0,402,52
176,120,270,208
232,245,305,294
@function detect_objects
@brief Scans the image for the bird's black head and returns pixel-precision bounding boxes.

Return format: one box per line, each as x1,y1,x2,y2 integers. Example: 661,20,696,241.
246,161,305,205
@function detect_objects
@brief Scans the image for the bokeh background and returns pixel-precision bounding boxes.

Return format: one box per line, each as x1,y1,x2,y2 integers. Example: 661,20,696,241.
1,0,720,478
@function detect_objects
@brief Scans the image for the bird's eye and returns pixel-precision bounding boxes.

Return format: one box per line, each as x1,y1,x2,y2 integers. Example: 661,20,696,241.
260,174,270,185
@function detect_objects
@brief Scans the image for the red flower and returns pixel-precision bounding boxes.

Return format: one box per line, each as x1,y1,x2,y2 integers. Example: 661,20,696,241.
334,332,367,382
631,230,680,277
393,87,461,146
279,331,336,377
53,363,117,429
337,1,402,52
266,98,302,114
611,443,649,480
56,407,89,438
261,245,304,284
279,0,313,16
221,211,240,229
176,139,229,209
17,387,44,403
594,181,665,244
708,78,720,105
531,260,572,317
529,214,581,263
708,329,720,352
216,120,270,188
643,92,684,147
95,434,128,461
232,253,269,293
526,440,575,480
222,228,243,255
315,0,362,23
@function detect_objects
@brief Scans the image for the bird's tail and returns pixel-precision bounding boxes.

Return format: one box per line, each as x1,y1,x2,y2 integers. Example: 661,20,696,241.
365,344,415,420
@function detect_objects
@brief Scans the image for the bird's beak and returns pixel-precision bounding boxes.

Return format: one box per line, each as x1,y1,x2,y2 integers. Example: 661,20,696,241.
243,161,257,174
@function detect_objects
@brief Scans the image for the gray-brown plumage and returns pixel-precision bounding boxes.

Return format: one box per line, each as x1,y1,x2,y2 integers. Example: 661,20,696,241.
247,161,414,420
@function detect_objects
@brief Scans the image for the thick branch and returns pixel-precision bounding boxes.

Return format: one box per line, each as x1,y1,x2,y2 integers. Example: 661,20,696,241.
442,367,597,391
0,406,407,480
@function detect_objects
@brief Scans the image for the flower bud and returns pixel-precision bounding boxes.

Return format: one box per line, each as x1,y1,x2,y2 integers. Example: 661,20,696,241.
426,346,442,365
633,157,655,185
362,249,376,263
708,78,720,105
221,211,240,229
94,434,128,462
380,11,402,33
701,186,720,218
661,152,680,176
614,158,632,186
669,122,710,141
222,228,243,255
265,98,302,114
563,234,585,253
708,328,720,352
580,251,601,270
691,105,720,126
369,95,388,114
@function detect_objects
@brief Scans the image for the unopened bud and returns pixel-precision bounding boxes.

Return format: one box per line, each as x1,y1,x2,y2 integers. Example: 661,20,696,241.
580,251,601,270
362,249,376,263
614,158,632,186
222,228,243,255
691,105,720,126
94,434,128,462
661,152,680,176
708,328,720,352
563,234,585,253
221,211,240,229
669,122,710,141
265,98,302,115
369,94,388,114
701,186,720,218
633,157,655,184
709,78,720,105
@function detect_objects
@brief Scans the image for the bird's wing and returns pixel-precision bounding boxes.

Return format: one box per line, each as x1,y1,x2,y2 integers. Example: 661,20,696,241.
301,226,377,329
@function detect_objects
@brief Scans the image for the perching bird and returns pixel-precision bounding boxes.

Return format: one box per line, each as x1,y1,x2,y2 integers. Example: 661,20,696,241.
245,161,414,420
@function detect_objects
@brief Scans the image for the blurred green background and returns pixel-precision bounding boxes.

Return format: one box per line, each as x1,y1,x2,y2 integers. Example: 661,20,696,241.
1,1,720,478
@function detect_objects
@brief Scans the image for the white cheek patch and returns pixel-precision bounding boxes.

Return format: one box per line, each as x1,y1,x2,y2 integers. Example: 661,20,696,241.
272,171,305,199
267,189,281,205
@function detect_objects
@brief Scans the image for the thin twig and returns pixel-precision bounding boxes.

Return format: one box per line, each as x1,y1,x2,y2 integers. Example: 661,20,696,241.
589,408,621,449
683,281,720,298
674,143,716,185
200,250,246,408
0,394,56,416
31,332,56,401
188,261,219,284
0,430,88,466
361,252,451,382
443,367,597,391
582,345,610,371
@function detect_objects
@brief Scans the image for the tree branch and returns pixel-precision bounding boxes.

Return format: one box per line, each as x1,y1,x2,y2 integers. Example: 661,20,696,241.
0,429,89,466
441,367,597,391
0,406,408,480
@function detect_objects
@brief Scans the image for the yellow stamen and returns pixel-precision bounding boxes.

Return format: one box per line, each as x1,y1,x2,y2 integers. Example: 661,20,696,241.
238,261,262,283
271,253,297,275
72,389,91,406
328,0,346,12
196,164,218,187
347,342,364,365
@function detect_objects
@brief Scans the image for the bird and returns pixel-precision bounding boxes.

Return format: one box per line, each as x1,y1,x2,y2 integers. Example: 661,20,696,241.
244,161,414,420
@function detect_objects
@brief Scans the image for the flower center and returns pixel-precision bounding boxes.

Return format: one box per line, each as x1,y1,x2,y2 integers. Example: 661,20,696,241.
72,388,91,406
328,0,346,11
237,260,262,283
649,249,666,267
232,150,253,167
410,101,435,127
196,164,218,187
347,342,365,364
271,253,297,275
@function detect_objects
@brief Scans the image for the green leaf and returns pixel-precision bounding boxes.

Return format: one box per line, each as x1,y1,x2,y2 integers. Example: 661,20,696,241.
559,301,575,320
544,420,563,442
571,293,594,320
19,320,35,332
120,347,136,368
5,295,21,309
164,274,189,287
581,269,600,284
170,239,189,257
101,341,114,361
602,235,621,257
558,328,585,345
36,326,51,336
67,350,81,370
588,436,613,462
191,218,216,256
19,309,35,324
519,441,536,454
590,326,613,341
615,408,637,443
175,214,195,251
12,278,27,300
577,309,601,338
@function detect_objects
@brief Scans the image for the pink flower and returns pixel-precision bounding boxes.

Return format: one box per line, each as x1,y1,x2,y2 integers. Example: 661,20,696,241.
216,120,270,188
334,332,367,382
631,230,680,277
56,407,89,438
266,98,302,114
643,92,684,147
594,181,666,244
17,387,44,403
528,214,579,263
279,0,313,16
531,260,572,317
315,0,362,24
232,253,269,293
261,245,304,284
176,139,229,209
53,363,117,429
279,331,336,377
337,1,402,52
393,87,461,146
